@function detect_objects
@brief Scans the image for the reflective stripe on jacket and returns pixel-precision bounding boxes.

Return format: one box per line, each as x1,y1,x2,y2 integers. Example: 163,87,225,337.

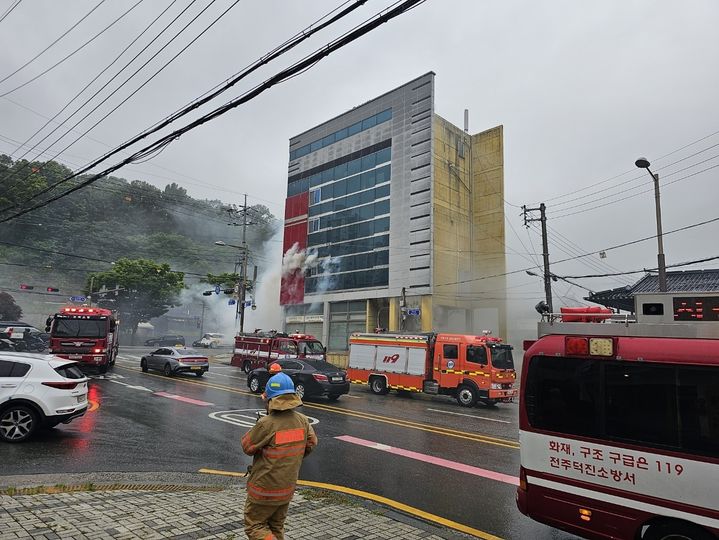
242,393,318,505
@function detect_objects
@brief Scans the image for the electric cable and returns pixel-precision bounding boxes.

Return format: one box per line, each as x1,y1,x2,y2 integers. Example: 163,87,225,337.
0,0,144,98
0,0,428,223
0,0,21,24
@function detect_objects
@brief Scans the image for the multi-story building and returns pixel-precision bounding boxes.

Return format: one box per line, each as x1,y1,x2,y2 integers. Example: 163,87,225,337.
281,72,506,355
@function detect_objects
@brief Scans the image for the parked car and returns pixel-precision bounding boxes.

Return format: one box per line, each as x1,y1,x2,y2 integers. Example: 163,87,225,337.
144,335,185,347
140,347,209,377
192,333,225,348
247,359,349,401
0,352,89,443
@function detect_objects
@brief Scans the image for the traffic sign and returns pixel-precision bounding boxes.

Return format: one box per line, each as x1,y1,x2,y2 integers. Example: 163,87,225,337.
70,295,87,302
228,299,236,305
244,300,252,308
214,284,221,295
406,308,421,316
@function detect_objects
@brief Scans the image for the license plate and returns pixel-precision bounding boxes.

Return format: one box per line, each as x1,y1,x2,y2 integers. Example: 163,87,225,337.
69,355,82,360
191,366,202,371
331,376,342,382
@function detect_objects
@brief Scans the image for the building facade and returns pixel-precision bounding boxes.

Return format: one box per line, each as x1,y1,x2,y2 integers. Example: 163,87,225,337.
281,73,506,354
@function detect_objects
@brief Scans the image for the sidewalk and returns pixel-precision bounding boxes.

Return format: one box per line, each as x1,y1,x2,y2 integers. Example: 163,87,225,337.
0,473,473,540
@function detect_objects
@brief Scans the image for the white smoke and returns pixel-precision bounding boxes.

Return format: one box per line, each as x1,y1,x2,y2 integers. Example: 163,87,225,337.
281,242,318,276
243,229,283,332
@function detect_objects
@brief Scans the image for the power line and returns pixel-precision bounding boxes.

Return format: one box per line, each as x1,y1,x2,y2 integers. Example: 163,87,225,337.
0,0,144,98
7,0,178,160
0,0,428,223
0,0,107,85
0,0,21,24
561,254,719,279
3,0,369,211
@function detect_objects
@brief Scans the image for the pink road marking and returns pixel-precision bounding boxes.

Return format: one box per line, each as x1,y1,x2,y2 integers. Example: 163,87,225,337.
154,391,214,406
336,435,518,486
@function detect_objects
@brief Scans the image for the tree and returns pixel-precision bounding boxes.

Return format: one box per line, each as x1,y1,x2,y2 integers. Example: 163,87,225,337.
0,292,22,320
86,258,185,343
203,272,241,288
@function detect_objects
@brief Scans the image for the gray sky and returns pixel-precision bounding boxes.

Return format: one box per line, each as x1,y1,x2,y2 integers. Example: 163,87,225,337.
2,0,719,337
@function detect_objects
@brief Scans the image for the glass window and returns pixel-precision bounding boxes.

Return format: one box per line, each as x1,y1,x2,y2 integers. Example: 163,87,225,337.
375,165,390,183
348,174,362,194
490,346,514,370
308,218,319,233
375,199,390,216
361,116,376,130
289,150,297,160
361,153,376,170
360,170,374,190
466,345,487,365
310,173,323,188
375,109,392,124
334,162,347,179
347,158,361,176
375,184,390,199
322,134,335,146
360,190,374,204
525,356,601,438
348,121,362,136
336,127,348,141
359,205,373,220
678,366,719,456
309,189,321,205
375,217,390,232
53,319,106,338
310,140,322,152
54,363,83,379
297,145,310,157
376,147,391,164
322,168,334,183
0,360,13,377
605,363,679,448
443,345,458,360
334,179,347,198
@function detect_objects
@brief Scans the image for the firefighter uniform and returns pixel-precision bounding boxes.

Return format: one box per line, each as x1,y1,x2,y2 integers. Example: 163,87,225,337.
242,373,318,540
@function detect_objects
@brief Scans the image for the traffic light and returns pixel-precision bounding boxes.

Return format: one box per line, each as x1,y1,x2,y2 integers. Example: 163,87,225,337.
223,288,235,295
202,290,213,296
19,284,34,290
46,287,60,292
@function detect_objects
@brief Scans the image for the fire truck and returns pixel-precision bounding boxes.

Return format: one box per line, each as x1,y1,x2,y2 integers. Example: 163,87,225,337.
232,330,326,373
517,293,719,540
46,306,119,373
347,332,517,407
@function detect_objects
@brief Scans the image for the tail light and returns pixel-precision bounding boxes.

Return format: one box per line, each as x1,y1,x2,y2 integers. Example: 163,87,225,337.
312,373,328,382
519,466,528,492
42,381,79,390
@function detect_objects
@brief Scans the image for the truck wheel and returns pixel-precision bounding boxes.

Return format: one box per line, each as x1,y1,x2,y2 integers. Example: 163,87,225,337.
644,521,714,540
456,385,477,407
242,361,251,374
369,377,388,395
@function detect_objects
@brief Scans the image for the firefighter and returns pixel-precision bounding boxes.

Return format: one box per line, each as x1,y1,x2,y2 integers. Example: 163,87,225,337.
242,372,318,540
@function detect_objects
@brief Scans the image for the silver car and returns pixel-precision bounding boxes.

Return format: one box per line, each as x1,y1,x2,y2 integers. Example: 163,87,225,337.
140,347,209,377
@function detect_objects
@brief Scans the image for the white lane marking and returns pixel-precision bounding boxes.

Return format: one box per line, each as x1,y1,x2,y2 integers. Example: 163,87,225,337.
203,372,246,381
426,408,511,424
209,409,319,428
108,379,153,392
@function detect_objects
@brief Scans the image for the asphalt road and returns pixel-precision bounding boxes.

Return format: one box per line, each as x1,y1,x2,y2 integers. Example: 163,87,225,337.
4,347,581,540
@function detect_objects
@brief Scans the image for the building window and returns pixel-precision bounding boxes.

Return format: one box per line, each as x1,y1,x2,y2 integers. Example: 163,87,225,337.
328,301,366,351
309,189,321,205
308,218,319,233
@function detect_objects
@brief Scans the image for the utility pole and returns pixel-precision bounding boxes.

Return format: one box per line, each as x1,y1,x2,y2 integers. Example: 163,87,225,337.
238,194,249,333
523,203,553,313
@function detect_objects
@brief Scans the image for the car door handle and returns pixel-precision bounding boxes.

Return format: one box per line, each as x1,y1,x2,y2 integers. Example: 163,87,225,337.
1,384,17,388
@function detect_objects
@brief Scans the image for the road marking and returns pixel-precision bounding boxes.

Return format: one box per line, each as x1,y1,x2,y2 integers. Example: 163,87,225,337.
208,409,319,428
203,372,246,381
154,391,213,406
108,380,153,392
336,435,519,486
115,365,518,448
426,408,512,424
197,469,503,540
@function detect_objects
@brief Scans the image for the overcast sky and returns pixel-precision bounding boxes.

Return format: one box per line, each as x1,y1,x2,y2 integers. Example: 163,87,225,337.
2,0,718,335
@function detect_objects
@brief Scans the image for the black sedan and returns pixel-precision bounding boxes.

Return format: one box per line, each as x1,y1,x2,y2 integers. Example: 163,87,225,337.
144,335,185,347
247,359,350,401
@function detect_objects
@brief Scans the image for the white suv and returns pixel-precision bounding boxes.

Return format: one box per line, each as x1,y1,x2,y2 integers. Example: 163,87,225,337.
0,352,89,443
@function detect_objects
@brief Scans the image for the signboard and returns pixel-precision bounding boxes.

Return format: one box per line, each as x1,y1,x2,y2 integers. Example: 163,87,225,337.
406,308,421,316
228,299,236,305
214,285,221,295
244,301,252,308
70,296,87,302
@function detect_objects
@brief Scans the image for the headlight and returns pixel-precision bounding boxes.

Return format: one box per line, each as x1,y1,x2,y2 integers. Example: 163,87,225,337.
491,383,502,390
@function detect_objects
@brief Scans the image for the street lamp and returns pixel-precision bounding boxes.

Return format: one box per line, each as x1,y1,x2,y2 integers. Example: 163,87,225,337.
635,157,667,292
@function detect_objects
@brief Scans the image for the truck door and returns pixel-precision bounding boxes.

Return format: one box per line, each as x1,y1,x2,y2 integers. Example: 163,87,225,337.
465,344,489,393
436,343,461,387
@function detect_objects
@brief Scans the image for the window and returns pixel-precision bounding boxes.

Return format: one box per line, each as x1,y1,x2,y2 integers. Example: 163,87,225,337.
278,341,299,355
375,109,392,124
490,345,514,370
348,122,362,136
361,116,376,130
605,363,679,447
328,301,367,351
309,189,321,205
678,366,719,455
443,345,458,360
466,345,487,365
376,147,391,164
308,219,319,233
54,364,84,379
0,360,31,377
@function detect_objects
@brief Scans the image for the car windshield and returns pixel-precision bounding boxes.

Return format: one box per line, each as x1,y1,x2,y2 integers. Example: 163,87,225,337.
53,318,106,338
490,345,514,370
299,341,324,354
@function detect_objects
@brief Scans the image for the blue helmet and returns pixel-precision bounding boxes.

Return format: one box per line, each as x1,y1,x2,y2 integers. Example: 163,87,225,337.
264,372,295,400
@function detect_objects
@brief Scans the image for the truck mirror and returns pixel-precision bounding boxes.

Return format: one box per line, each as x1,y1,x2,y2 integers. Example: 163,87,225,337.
109,320,117,332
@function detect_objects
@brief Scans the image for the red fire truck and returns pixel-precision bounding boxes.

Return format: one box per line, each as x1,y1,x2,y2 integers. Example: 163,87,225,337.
46,306,119,373
517,293,719,540
347,332,517,407
232,330,326,373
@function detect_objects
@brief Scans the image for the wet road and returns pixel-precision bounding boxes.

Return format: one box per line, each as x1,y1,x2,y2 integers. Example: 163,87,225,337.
4,347,580,540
